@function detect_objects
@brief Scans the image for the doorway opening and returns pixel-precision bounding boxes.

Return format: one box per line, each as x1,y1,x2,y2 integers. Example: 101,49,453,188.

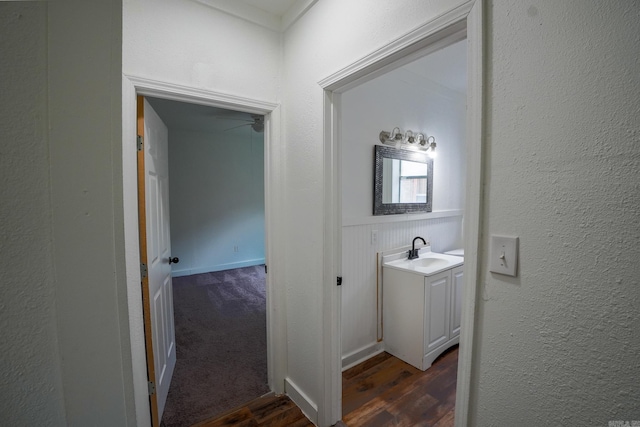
123,76,286,427
143,96,269,426
320,3,483,425
338,37,467,425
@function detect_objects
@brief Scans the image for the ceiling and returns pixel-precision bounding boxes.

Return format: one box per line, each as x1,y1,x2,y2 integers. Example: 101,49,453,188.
146,98,260,135
241,0,298,16
194,0,317,32
403,39,467,94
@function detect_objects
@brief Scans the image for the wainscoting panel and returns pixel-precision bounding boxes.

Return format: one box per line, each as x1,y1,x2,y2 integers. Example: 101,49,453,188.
341,215,462,365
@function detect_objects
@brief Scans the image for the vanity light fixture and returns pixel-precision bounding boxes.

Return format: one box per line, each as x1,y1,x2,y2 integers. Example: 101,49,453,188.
378,127,403,147
424,136,437,158
379,127,437,156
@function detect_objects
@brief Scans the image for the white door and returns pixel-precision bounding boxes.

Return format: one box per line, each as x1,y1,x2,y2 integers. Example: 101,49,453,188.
139,97,176,422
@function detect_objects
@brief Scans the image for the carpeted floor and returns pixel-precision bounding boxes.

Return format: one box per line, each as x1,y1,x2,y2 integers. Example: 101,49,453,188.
161,265,269,427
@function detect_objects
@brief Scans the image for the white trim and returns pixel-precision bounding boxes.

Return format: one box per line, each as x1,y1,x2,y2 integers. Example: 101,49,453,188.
320,89,343,427
341,343,384,372
319,2,473,92
342,209,464,227
285,377,319,425
122,75,287,426
455,1,483,425
171,258,266,278
126,75,278,115
320,2,482,426
263,105,288,394
122,75,151,427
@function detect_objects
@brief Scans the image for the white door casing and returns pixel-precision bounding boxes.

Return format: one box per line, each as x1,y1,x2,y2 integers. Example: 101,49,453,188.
143,98,176,419
126,78,282,427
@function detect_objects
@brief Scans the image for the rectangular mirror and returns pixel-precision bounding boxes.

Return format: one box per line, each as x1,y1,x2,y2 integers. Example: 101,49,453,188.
374,145,433,215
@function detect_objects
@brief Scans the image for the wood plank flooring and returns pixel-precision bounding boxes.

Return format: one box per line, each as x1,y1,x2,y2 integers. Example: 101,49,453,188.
192,394,314,427
342,346,458,427
191,345,457,427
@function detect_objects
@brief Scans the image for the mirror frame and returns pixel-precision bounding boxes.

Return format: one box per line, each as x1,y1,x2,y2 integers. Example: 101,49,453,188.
373,144,433,215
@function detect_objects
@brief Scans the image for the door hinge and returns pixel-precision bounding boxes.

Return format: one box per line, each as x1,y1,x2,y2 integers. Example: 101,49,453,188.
140,263,148,279
148,381,156,396
137,135,144,151
337,276,342,286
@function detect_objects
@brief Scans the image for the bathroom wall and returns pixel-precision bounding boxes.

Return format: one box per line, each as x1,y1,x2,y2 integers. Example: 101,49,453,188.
340,60,466,364
168,126,265,276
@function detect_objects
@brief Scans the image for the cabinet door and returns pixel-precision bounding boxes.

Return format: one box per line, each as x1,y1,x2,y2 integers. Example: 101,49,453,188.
425,271,450,353
449,266,464,338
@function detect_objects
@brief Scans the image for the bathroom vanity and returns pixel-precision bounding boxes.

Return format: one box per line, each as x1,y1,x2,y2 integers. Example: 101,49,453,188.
383,249,463,371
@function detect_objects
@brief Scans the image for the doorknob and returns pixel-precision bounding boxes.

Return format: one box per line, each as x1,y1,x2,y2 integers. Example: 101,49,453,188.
169,257,179,264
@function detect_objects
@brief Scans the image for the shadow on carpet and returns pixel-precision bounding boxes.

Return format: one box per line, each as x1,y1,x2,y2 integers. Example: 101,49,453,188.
161,265,269,427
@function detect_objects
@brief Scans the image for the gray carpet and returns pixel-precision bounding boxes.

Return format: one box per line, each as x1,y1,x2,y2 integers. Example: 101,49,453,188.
161,265,269,427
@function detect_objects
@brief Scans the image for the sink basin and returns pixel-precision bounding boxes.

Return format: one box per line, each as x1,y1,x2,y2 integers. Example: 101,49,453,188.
411,257,450,270
383,251,464,276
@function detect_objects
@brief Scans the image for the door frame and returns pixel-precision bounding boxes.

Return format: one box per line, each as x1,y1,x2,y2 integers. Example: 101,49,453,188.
123,75,286,426
319,1,483,425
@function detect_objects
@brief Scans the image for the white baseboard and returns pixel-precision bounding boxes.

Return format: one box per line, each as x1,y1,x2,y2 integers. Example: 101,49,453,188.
285,377,318,425
171,258,266,277
341,342,384,371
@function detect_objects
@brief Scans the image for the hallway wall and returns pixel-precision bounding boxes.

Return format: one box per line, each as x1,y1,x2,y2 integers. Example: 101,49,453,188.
123,0,281,103
0,3,65,425
471,1,640,424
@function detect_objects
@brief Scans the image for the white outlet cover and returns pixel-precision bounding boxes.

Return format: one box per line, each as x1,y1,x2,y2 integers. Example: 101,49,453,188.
490,235,519,277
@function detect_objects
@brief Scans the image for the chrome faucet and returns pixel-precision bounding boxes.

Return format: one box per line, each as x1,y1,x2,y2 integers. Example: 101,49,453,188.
408,236,427,260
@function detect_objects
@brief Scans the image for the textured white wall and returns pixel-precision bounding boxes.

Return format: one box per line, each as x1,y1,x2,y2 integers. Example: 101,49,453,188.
48,0,133,425
168,127,265,276
471,1,640,425
123,0,281,103
339,65,466,361
0,3,65,425
281,0,469,416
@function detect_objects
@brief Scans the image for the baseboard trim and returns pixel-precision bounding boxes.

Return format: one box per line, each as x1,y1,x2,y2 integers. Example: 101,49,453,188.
341,342,385,372
285,377,318,425
171,258,266,277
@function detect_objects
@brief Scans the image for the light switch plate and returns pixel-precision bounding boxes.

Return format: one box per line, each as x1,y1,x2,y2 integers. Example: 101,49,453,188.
490,235,519,277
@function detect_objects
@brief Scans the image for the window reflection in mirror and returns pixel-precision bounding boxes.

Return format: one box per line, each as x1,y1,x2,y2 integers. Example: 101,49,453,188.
374,145,433,215
382,158,429,204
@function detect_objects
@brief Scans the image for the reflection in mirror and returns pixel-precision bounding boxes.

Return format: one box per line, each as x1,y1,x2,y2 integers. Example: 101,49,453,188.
374,145,433,215
381,158,429,204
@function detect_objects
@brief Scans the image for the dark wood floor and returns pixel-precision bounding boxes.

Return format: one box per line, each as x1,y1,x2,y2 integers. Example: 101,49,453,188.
342,346,458,426
192,393,314,427
192,346,458,427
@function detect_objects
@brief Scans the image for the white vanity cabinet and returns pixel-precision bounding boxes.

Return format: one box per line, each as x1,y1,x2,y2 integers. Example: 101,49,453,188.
383,264,463,371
